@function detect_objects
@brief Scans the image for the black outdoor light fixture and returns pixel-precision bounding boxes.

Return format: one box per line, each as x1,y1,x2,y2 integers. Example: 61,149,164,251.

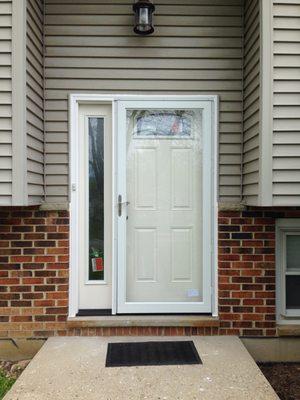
133,0,155,35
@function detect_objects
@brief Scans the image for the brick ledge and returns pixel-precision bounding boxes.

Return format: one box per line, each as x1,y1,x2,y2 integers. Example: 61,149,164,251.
67,315,219,328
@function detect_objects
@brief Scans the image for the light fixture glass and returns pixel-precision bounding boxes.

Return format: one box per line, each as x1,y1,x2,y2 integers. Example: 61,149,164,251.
133,0,155,35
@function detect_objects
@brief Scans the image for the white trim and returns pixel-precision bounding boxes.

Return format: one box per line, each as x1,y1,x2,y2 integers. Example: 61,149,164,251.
69,96,79,317
11,0,28,205
258,0,273,206
111,100,117,315
69,94,218,317
276,218,300,325
212,97,219,317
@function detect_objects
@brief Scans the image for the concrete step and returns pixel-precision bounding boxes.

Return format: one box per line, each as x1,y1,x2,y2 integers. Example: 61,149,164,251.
4,336,279,400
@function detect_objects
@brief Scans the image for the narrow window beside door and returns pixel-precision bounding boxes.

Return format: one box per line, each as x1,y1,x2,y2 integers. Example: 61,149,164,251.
88,117,105,281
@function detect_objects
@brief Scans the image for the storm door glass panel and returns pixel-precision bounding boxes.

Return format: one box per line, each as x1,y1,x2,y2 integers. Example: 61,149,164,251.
88,117,104,281
286,234,300,309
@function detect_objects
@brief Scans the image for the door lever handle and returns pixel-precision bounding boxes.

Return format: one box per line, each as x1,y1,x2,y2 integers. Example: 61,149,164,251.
118,195,130,217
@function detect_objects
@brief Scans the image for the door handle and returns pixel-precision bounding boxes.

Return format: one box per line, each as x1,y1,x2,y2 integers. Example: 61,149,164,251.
118,195,130,217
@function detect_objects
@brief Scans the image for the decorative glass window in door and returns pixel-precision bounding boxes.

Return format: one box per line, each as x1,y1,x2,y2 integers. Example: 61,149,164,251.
128,110,195,138
88,117,104,281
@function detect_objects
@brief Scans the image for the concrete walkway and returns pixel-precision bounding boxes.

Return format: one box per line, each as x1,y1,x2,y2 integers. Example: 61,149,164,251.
4,336,278,400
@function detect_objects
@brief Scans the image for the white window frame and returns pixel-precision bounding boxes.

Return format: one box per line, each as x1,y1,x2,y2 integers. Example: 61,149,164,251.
276,218,300,324
69,94,219,318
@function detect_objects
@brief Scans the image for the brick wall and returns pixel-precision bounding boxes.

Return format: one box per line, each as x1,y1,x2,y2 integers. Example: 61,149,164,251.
0,207,69,337
218,207,300,336
1,206,300,338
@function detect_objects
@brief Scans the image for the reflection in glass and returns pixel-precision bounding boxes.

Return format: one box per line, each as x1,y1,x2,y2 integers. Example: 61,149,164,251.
128,110,194,137
286,275,300,309
286,235,300,270
88,117,104,281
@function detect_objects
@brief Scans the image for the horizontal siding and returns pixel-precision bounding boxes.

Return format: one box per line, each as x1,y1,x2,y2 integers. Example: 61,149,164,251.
26,0,44,204
273,0,300,206
44,0,243,203
0,0,12,205
242,0,260,205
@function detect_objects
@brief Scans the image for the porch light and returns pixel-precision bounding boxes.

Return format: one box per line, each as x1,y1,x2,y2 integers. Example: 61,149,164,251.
133,0,155,36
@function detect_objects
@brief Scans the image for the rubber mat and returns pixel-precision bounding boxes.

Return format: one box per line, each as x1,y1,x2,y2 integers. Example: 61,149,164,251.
105,340,202,367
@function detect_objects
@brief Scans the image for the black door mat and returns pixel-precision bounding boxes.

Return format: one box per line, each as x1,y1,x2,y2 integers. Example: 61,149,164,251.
105,341,202,367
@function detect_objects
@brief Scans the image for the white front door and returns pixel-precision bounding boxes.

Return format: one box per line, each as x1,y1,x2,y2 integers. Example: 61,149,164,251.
117,100,214,313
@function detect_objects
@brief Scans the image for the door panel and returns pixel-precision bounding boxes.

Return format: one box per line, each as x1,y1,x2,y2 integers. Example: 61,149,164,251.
127,110,202,304
117,100,213,313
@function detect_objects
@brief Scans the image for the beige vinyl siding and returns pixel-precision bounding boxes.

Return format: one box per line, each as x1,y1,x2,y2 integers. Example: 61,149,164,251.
44,0,244,203
26,0,44,204
0,0,12,205
273,0,300,206
242,0,260,205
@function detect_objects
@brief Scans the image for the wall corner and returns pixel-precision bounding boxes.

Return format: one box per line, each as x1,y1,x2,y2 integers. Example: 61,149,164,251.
258,0,273,207
11,0,28,206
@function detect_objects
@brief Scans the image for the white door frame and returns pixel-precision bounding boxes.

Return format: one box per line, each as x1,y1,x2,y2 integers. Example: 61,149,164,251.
69,94,218,317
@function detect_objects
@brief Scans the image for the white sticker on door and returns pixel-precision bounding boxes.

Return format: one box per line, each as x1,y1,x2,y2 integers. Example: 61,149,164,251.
187,289,200,298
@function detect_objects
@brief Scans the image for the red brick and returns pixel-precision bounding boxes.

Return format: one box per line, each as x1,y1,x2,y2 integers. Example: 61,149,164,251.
22,293,43,300
242,240,263,247
254,232,275,239
242,225,263,232
254,218,275,225
24,218,45,225
243,299,264,306
45,307,68,315
10,256,33,263
0,278,20,285
58,226,69,233
34,256,56,263
11,316,32,322
219,211,240,217
24,248,44,255
34,241,56,247
10,286,32,292
231,291,253,299
11,241,32,248
232,262,253,268
0,234,20,240
0,218,21,225
47,248,68,255
242,254,263,261
34,285,55,292
242,329,263,336
242,314,264,321
218,240,240,247
46,292,68,299
34,300,55,307
23,278,44,285
24,234,45,240
255,291,275,299
36,225,57,232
